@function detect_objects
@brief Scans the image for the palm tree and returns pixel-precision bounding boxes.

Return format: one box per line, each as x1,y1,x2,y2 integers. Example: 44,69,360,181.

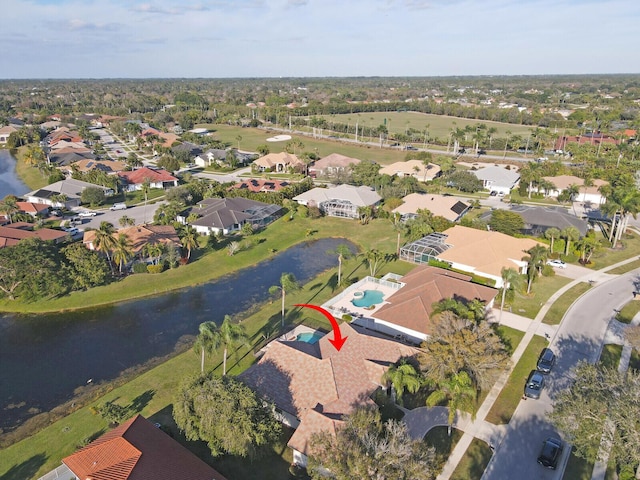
544,227,561,254
523,244,549,294
118,215,135,227
426,371,477,436
143,242,164,265
193,321,218,373
499,267,523,323
328,244,352,286
269,273,299,327
575,235,601,264
0,196,19,224
360,248,384,277
561,226,580,256
180,226,199,260
112,233,133,274
217,315,248,376
382,360,422,406
92,221,117,268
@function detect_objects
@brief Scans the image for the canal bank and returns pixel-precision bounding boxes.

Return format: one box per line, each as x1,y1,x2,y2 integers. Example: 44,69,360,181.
0,149,30,199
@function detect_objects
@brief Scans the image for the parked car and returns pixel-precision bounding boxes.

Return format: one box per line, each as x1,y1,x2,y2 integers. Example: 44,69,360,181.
537,437,564,469
524,370,545,399
537,348,556,374
63,227,79,235
50,210,61,217
477,149,487,156
546,259,567,269
490,191,497,196
78,211,97,217
110,203,127,211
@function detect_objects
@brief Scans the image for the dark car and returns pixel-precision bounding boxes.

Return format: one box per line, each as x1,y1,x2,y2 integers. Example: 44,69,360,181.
524,370,545,399
537,348,556,374
537,437,564,469
477,149,487,155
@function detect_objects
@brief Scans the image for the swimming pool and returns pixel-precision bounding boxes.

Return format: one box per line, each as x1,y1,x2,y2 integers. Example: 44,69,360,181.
296,331,324,344
351,290,385,308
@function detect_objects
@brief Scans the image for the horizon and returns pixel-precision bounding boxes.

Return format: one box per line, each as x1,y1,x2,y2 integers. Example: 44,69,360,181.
2,0,639,79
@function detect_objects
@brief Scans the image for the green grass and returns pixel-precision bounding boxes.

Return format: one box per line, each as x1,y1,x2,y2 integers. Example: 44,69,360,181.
563,447,595,480
509,275,572,319
590,231,640,270
616,300,640,324
424,426,463,474
607,258,640,275
630,349,640,372
485,335,548,424
599,344,623,369
450,437,493,480
13,146,49,190
493,325,525,356
542,282,592,325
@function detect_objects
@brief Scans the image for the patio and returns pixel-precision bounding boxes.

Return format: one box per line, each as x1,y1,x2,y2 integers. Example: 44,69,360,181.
322,274,404,320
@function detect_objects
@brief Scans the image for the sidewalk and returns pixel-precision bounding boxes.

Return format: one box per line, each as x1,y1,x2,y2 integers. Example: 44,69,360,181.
433,255,640,480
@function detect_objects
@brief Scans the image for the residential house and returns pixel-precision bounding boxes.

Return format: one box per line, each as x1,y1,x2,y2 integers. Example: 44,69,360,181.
172,141,203,158
392,193,470,222
539,175,608,205
308,153,361,178
239,323,417,467
480,205,589,237
140,127,180,149
353,266,497,343
179,197,282,236
194,148,227,167
16,201,51,218
117,167,178,192
292,184,381,219
62,415,227,480
379,160,441,182
400,225,541,287
555,133,619,151
0,125,18,144
25,178,114,209
471,165,520,195
253,152,304,173
230,178,290,193
0,222,69,248
59,158,127,175
84,225,181,259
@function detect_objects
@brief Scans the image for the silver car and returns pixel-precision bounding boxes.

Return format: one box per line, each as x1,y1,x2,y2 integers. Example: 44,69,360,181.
525,371,545,399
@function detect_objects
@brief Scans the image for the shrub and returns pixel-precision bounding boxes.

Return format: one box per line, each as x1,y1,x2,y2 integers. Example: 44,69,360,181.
147,264,165,274
132,262,148,274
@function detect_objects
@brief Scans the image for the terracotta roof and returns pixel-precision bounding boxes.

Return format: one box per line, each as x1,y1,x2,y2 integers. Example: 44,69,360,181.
253,152,304,169
117,167,177,185
393,193,469,221
63,415,226,480
231,178,290,193
0,223,68,247
379,160,441,180
437,225,541,277
541,175,608,194
374,265,498,336
240,323,417,456
16,201,50,214
287,409,342,457
311,153,361,171
84,225,180,254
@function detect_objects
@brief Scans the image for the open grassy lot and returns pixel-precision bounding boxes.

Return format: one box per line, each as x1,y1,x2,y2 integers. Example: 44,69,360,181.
542,282,592,325
485,335,548,425
509,275,572,320
450,437,493,480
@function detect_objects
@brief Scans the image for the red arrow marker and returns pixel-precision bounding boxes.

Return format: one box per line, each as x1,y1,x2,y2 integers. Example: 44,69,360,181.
294,303,348,351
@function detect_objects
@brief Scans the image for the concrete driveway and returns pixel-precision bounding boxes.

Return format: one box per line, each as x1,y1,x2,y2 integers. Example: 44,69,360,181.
71,203,164,231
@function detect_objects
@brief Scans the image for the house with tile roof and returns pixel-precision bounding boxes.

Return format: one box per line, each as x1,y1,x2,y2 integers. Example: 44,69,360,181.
471,165,520,195
538,175,608,205
355,266,497,343
230,178,290,193
308,153,361,178
59,158,127,175
117,167,178,192
84,225,180,257
479,205,589,237
253,152,304,173
62,414,227,480
292,184,381,219
179,197,282,236
239,323,417,467
16,201,51,218
0,222,69,248
379,160,441,182
0,125,18,144
393,193,470,222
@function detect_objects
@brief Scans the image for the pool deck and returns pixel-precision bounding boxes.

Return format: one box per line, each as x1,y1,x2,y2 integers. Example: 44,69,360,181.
256,324,322,357
327,280,399,319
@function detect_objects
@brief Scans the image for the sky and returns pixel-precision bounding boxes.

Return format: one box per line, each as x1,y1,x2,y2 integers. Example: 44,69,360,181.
1,0,639,79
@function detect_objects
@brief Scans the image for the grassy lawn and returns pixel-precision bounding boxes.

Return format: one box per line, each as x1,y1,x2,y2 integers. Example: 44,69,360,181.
599,344,623,369
450,437,493,480
542,282,592,325
485,335,548,424
424,426,463,474
607,258,640,275
616,299,640,324
13,146,49,190
563,447,595,480
509,275,572,319
494,325,525,355
589,231,640,270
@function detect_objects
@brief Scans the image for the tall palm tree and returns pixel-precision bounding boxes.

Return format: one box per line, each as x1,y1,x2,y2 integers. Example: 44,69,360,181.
217,315,248,376
269,273,299,327
112,233,133,274
523,245,549,294
92,221,117,269
360,248,384,277
180,226,199,260
0,196,19,224
544,227,561,254
499,267,523,323
382,360,422,407
194,321,218,373
328,244,352,287
561,226,580,256
426,371,477,436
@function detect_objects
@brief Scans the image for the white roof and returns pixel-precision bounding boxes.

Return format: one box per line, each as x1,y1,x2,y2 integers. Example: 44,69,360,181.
472,165,520,187
293,184,381,207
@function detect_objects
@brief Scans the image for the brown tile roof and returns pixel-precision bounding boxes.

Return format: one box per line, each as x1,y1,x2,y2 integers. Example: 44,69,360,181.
0,223,68,247
83,225,180,254
63,415,227,480
253,152,304,169
374,266,498,336
392,193,469,221
287,409,342,456
240,323,417,455
231,178,290,193
16,201,50,214
311,153,361,171
117,167,177,185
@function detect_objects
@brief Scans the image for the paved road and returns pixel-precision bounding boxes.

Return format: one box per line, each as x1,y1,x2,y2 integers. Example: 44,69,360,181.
72,203,163,230
482,271,639,479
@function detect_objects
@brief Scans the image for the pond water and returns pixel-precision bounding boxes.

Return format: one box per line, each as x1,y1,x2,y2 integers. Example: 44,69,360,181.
0,237,356,432
0,149,29,199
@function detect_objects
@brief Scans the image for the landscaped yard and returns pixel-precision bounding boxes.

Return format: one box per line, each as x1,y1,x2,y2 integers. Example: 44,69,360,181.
542,282,592,325
424,426,463,474
450,437,493,480
509,275,572,319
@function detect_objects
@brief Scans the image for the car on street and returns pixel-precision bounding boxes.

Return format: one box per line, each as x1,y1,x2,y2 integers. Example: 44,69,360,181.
524,370,545,399
78,211,97,217
546,259,567,269
490,191,497,196
110,203,127,211
537,437,564,469
63,227,79,235
537,348,556,374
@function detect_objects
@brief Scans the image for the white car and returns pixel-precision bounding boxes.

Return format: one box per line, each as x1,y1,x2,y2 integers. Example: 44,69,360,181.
77,211,97,217
546,259,567,269
64,227,79,235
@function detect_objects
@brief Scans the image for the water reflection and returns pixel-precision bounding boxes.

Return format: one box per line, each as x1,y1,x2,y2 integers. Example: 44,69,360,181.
0,149,29,198
0,237,356,431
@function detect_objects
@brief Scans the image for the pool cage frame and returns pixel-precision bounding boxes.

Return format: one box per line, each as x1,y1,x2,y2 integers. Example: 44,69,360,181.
399,232,452,265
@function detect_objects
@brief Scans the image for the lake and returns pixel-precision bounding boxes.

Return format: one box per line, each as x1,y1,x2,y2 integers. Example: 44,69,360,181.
0,237,355,432
0,149,29,199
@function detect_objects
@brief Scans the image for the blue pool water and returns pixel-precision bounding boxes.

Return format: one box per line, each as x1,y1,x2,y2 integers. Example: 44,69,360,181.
351,290,385,308
296,332,324,344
